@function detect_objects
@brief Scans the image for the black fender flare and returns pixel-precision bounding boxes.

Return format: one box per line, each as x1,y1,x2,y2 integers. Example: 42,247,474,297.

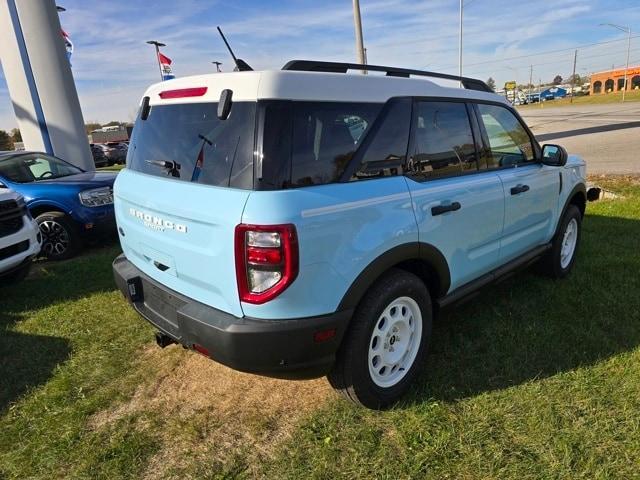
337,242,451,311
554,183,586,238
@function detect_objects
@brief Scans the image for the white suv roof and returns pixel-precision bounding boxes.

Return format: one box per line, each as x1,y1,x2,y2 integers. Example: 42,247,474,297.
144,61,508,106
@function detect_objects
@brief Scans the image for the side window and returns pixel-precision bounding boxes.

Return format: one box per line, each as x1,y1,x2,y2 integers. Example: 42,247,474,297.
477,103,535,168
409,101,477,179
290,102,381,187
352,98,411,180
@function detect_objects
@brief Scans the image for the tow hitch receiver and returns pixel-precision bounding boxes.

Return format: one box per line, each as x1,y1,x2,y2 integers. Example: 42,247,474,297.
155,331,176,349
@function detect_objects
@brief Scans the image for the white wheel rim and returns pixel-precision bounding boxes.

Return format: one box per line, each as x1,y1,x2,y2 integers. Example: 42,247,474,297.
368,296,423,388
560,218,578,269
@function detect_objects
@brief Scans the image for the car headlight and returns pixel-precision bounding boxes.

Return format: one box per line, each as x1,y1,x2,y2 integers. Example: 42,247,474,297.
79,187,113,207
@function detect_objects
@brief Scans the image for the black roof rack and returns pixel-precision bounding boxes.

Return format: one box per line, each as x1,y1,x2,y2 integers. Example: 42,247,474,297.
282,60,493,93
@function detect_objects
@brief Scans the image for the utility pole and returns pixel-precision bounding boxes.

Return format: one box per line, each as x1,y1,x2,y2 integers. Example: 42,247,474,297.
570,49,577,104
459,0,463,80
539,78,543,108
529,64,533,101
212,61,222,72
146,40,166,81
623,27,631,102
352,0,366,73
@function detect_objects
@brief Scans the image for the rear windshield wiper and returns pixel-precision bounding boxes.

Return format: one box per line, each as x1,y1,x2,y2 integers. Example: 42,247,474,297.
146,159,181,178
198,133,213,146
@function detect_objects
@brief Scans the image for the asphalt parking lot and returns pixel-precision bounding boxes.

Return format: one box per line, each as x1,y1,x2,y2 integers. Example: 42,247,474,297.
519,103,640,175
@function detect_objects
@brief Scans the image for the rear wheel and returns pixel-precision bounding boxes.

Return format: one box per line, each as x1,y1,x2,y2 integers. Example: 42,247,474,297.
37,212,81,260
328,269,432,409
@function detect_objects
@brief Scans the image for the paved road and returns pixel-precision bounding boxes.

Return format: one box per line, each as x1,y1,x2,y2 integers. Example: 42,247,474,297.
518,103,640,175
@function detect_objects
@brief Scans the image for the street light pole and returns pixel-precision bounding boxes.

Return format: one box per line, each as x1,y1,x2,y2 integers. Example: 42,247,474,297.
599,23,631,102
459,0,463,81
352,0,366,73
212,61,222,72
146,40,166,81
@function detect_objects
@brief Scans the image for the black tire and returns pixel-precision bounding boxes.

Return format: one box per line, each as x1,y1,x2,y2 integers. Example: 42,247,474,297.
0,261,31,286
328,269,432,409
36,212,81,260
539,204,582,278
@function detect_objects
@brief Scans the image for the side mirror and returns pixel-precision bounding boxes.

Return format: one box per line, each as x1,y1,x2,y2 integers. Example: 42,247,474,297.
541,144,568,167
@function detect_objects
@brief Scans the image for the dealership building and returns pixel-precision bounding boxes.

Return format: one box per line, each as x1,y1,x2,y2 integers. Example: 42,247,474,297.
590,65,640,94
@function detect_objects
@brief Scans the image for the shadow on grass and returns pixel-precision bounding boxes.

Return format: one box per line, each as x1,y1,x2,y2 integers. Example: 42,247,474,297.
0,244,121,412
408,213,640,404
0,332,70,412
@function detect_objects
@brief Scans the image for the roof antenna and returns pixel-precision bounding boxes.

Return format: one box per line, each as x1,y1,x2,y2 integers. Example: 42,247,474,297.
216,26,253,72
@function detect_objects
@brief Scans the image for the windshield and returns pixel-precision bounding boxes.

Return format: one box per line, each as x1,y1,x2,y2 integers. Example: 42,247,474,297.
127,102,256,189
0,153,84,183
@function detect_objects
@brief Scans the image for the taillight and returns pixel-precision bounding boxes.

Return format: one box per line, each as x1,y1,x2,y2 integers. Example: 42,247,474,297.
235,224,299,304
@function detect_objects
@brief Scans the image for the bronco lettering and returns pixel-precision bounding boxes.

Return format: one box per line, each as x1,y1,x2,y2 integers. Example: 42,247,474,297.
128,207,187,233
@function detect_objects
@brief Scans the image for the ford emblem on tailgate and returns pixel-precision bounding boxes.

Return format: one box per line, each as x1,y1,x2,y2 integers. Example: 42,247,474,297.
129,207,187,233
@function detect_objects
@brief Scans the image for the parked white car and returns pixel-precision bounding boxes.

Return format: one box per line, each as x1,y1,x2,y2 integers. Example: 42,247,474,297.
0,188,41,283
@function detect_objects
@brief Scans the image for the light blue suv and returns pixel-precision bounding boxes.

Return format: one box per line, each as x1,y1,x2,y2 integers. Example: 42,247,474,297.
113,61,587,408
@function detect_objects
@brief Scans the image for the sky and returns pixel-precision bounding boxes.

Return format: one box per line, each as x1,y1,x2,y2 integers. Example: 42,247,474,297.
1,0,639,131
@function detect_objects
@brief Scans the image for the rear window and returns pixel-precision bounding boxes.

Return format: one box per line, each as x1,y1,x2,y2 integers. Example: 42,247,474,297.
127,102,256,189
259,101,382,189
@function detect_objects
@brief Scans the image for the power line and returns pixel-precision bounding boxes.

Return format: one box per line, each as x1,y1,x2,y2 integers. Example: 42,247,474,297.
464,47,640,77
431,34,640,71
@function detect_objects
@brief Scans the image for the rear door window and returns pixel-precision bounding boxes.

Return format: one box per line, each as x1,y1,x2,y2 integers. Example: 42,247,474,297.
127,102,256,189
408,101,478,179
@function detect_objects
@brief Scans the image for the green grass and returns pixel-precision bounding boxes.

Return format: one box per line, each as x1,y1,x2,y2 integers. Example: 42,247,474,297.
0,246,160,478
518,88,640,108
1,179,640,479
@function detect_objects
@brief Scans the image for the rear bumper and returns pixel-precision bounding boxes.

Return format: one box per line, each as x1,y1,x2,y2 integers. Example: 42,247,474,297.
113,254,352,379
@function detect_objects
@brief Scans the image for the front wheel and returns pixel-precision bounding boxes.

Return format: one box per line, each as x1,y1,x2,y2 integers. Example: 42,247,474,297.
328,269,432,409
36,212,81,260
540,204,582,278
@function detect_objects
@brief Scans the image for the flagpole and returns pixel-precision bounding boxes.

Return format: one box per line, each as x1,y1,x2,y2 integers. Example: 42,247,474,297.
154,44,163,81
146,40,166,81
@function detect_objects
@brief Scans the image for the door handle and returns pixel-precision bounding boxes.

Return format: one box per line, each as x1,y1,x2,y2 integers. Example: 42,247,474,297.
510,184,530,195
153,261,170,272
431,201,461,216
